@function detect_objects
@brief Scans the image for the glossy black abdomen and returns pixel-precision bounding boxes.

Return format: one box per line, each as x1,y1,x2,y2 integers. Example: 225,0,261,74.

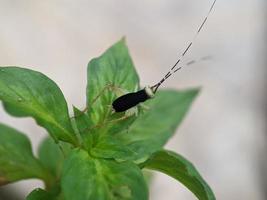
112,89,150,112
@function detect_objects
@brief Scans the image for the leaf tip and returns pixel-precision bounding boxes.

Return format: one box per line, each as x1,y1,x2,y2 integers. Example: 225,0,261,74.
120,36,127,44
191,87,201,96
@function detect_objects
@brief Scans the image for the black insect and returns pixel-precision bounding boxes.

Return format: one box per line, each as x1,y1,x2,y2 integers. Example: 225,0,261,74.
112,0,217,113
112,86,155,112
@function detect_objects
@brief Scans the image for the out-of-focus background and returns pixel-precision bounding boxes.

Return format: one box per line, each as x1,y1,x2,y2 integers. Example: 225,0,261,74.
0,0,266,199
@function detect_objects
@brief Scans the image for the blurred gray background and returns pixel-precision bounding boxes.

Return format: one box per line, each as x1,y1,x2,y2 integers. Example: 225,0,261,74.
0,0,266,199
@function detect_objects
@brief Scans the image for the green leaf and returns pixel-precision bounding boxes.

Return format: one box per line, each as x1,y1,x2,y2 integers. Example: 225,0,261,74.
26,188,56,200
142,169,154,185
72,107,137,160
90,135,137,161
116,89,199,160
0,123,52,185
38,137,71,179
61,149,148,200
105,112,137,136
0,67,77,144
72,106,96,150
73,105,137,152
86,38,139,125
72,106,93,134
140,150,215,200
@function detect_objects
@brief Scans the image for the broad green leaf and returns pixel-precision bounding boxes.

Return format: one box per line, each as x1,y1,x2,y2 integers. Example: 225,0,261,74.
38,137,72,179
140,150,215,200
26,188,56,200
90,135,137,161
0,123,52,185
86,38,139,125
61,149,148,200
0,67,77,144
116,89,199,160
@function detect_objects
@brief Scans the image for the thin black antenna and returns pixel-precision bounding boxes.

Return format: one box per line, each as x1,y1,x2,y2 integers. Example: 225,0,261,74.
152,0,217,93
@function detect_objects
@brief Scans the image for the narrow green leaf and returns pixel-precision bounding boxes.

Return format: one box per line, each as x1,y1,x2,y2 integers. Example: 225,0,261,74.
61,149,148,200
38,137,71,179
86,38,140,125
0,67,77,144
0,123,52,185
72,106,96,150
140,150,215,200
72,106,93,134
26,188,56,200
116,89,199,160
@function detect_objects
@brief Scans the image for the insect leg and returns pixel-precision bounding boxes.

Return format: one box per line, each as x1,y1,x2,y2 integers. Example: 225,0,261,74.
71,83,116,119
80,111,132,134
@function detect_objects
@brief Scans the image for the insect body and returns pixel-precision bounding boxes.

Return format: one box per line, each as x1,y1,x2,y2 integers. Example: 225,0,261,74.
112,0,217,113
112,86,154,112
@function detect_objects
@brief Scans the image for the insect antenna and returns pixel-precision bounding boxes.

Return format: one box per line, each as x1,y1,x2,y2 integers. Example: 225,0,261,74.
152,0,217,93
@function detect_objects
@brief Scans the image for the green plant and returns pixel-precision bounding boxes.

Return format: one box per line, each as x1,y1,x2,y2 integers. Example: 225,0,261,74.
0,38,215,200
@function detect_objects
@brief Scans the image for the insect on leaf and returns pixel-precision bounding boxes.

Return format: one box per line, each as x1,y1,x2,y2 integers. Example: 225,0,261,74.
116,89,199,161
86,38,140,125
